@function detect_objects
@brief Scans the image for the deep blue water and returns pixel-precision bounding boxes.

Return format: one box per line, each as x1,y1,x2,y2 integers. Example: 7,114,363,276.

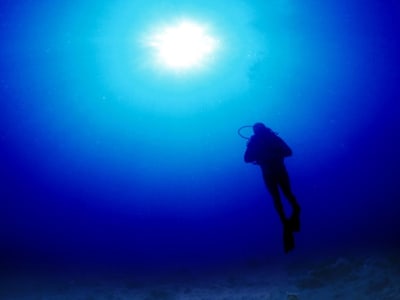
1,0,399,280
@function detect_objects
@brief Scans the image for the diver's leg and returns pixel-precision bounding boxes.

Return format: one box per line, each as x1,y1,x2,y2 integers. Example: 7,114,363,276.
278,169,301,213
278,169,301,232
263,174,287,225
264,171,295,253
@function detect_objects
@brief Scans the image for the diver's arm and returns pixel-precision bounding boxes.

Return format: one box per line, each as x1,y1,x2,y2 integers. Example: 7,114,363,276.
277,136,292,157
244,150,254,163
244,140,257,163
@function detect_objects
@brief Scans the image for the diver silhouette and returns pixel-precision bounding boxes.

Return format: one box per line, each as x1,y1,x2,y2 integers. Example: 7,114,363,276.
243,122,301,253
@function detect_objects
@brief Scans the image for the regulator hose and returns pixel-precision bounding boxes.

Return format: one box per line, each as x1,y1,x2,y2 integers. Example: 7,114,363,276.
237,125,253,140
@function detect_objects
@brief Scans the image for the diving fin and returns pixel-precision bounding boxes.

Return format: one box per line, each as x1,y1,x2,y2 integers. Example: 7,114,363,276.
283,223,295,253
289,212,301,232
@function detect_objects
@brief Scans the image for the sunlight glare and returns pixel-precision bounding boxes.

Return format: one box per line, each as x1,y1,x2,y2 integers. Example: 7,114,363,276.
148,20,218,71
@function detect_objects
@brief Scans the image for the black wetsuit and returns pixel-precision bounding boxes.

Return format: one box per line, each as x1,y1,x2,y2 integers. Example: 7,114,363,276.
244,130,300,252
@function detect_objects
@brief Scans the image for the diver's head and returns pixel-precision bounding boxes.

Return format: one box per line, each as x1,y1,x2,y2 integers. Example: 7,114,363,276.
253,122,270,135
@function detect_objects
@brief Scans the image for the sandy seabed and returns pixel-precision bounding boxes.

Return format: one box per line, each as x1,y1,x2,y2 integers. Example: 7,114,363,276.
1,252,399,300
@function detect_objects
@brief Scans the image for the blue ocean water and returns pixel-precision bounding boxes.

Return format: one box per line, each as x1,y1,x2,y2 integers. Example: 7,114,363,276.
1,0,399,282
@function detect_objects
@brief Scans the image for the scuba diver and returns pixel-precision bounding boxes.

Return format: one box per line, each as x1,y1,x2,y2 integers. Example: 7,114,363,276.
242,122,301,253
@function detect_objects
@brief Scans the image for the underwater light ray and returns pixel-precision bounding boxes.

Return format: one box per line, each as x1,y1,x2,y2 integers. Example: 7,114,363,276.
96,0,266,113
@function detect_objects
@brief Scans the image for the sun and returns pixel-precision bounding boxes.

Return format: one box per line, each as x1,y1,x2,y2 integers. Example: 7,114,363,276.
147,20,218,71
